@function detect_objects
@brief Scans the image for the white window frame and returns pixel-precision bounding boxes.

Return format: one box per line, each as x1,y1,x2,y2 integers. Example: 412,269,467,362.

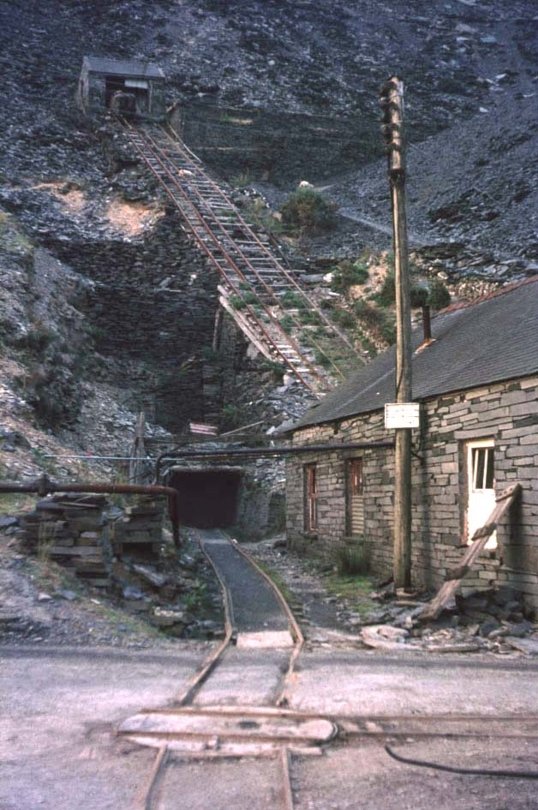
466,438,496,549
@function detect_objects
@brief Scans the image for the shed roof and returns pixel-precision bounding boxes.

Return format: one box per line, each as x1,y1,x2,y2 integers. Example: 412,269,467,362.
82,56,165,80
291,276,538,431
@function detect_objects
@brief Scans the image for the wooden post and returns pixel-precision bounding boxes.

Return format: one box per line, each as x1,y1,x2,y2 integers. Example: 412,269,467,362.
212,304,224,352
381,77,413,589
129,411,148,485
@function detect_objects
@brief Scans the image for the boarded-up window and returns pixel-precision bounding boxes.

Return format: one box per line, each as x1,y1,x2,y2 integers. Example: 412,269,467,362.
304,463,318,533
346,458,364,536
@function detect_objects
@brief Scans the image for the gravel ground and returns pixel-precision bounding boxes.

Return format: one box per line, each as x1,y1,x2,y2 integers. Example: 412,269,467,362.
0,529,220,650
244,535,538,658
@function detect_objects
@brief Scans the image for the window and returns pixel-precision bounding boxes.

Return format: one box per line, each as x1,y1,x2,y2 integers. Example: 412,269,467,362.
347,458,364,496
346,458,365,536
304,463,318,533
471,445,494,491
466,439,496,548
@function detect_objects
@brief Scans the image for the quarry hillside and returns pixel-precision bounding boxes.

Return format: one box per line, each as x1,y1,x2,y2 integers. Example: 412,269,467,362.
0,0,536,480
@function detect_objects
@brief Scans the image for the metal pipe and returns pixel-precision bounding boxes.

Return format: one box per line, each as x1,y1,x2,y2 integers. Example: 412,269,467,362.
156,441,394,482
42,455,151,462
0,475,181,547
421,305,432,343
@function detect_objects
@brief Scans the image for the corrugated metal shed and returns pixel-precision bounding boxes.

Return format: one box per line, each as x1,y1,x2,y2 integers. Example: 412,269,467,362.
291,276,538,430
83,56,165,79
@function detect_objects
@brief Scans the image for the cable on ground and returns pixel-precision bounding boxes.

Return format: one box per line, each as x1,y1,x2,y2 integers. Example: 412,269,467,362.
385,744,538,779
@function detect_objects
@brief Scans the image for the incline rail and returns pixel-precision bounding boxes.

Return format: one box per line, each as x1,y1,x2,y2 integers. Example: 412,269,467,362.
156,123,358,357
118,117,362,395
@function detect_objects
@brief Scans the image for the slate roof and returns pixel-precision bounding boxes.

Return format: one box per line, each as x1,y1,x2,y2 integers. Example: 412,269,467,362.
82,57,165,79
291,277,538,431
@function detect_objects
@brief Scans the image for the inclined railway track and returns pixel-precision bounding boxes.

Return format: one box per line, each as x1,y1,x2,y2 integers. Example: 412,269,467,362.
118,118,361,396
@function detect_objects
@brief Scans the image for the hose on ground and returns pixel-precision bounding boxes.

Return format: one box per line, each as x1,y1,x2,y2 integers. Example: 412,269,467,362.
385,744,538,779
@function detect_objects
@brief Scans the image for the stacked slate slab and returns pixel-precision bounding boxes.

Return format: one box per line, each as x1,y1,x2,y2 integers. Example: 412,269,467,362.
109,496,164,557
19,494,111,585
19,494,165,585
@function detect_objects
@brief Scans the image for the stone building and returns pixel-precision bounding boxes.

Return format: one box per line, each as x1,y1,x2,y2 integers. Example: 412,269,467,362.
285,278,538,607
77,57,166,120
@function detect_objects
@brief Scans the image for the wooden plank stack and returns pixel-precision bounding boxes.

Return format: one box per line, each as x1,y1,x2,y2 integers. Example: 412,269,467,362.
19,493,165,586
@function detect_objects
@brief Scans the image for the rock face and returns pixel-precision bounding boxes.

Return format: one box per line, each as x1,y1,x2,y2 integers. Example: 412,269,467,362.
0,0,536,452
328,90,538,267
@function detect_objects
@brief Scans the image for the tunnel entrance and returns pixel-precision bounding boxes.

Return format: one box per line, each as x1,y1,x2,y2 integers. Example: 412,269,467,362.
170,468,242,529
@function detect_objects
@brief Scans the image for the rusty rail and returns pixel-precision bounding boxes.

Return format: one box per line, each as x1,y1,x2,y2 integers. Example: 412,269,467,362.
118,118,364,394
120,119,325,394
143,125,348,383
0,475,181,547
158,122,358,357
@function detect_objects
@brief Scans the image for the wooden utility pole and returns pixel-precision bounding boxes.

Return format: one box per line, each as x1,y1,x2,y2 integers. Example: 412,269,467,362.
380,77,413,589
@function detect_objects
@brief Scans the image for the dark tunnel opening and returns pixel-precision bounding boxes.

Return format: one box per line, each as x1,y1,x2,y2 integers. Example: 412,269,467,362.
170,469,242,529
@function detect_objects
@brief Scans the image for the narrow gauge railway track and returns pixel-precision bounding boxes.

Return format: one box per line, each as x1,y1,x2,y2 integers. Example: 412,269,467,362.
122,531,538,809
118,118,362,396
124,529,324,810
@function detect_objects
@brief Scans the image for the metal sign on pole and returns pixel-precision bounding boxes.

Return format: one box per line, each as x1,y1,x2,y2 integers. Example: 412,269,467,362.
380,76,413,589
384,403,420,430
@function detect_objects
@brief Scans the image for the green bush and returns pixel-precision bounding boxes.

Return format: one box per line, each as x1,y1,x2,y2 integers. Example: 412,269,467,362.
354,299,384,329
336,542,370,576
230,291,258,310
429,278,451,310
280,314,294,333
280,290,306,309
380,319,396,345
320,298,335,311
221,403,242,430
375,272,395,306
314,350,332,369
409,284,430,308
331,308,355,329
330,260,369,293
299,309,322,326
280,188,337,234
353,299,395,345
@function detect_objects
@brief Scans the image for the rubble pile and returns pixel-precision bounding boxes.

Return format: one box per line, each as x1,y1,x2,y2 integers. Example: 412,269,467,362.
115,543,223,639
0,515,223,645
357,586,538,656
249,537,538,656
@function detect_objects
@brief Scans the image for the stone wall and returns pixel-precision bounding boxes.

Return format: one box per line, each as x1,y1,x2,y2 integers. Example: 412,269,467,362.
287,374,538,609
177,99,370,187
234,460,286,541
49,213,226,432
